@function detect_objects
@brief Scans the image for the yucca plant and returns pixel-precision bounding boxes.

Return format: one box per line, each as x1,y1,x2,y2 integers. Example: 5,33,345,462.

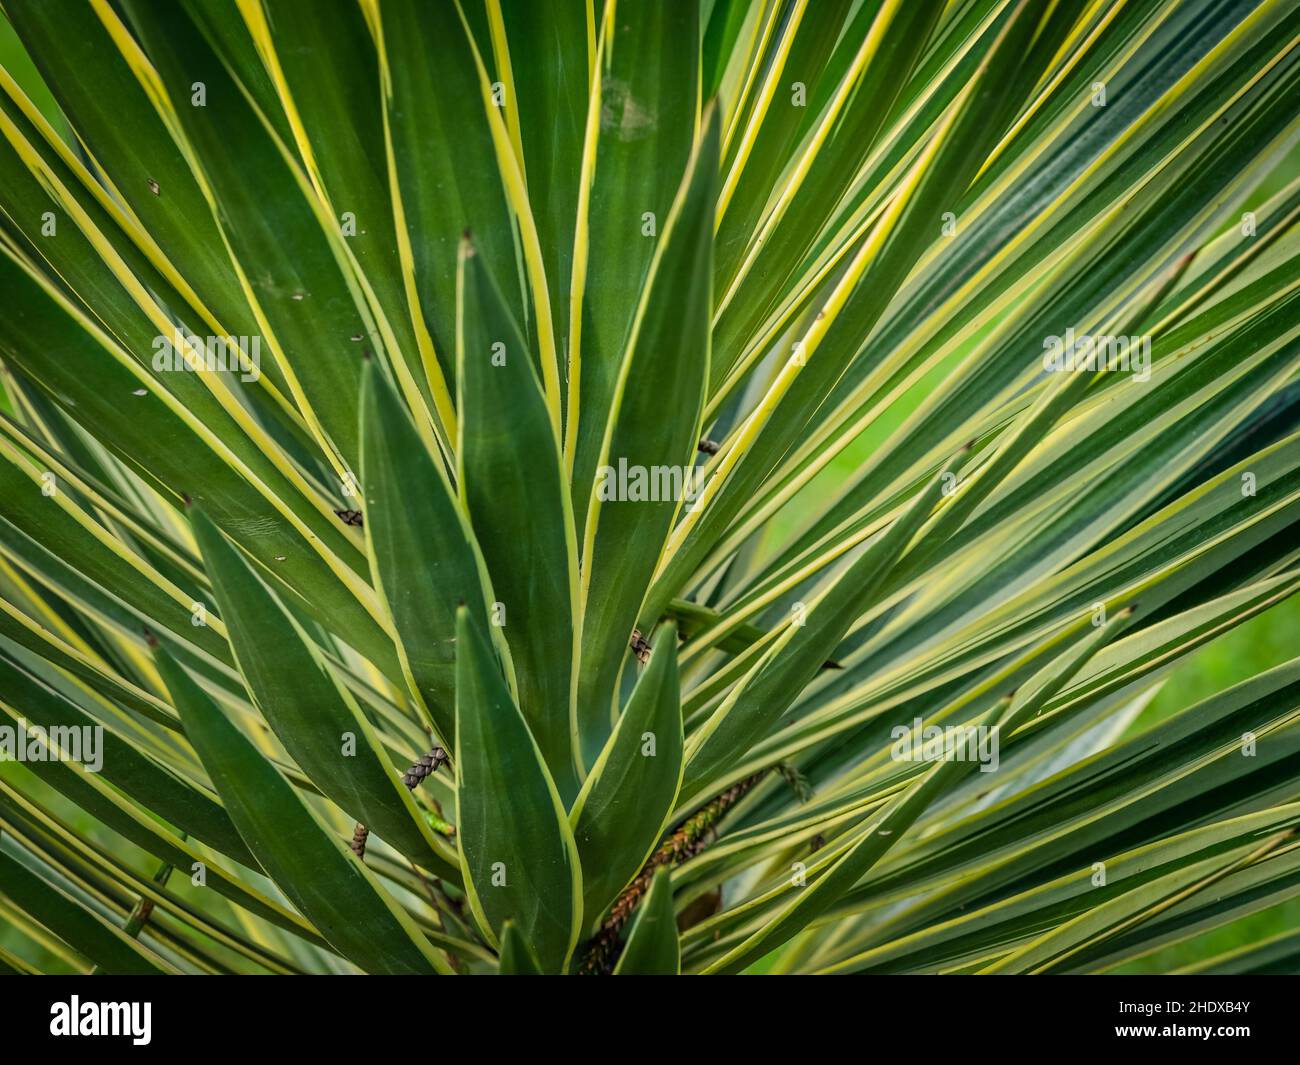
0,0,1298,978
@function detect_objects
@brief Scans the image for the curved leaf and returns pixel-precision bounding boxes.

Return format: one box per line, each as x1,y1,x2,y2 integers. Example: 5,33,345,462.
575,101,719,763
497,919,543,976
360,360,498,746
0,848,173,974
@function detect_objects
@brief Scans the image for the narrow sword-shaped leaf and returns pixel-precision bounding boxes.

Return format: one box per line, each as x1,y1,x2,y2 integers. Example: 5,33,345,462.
0,244,396,675
241,0,455,448
0,651,253,867
360,360,500,747
979,829,1297,974
116,0,385,475
653,0,1077,621
2,0,270,383
456,236,580,801
682,450,967,802
151,639,450,974
376,0,525,392
570,623,684,928
0,695,327,945
613,866,680,975
495,0,590,378
576,103,719,764
0,848,173,974
497,919,543,976
568,0,701,522
454,607,581,974
190,507,457,878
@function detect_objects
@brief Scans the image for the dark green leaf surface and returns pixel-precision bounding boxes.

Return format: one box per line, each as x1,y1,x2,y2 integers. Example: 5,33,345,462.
190,507,456,877
0,650,253,867
360,362,498,746
568,0,701,534
498,919,543,975
575,102,718,763
378,0,524,389
571,623,684,928
119,0,381,473
613,866,680,975
1,0,1298,979
454,607,580,974
0,847,172,974
457,238,579,800
153,639,449,974
682,449,966,801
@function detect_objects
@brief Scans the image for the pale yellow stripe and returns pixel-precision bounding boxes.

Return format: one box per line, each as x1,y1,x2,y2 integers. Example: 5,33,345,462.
237,0,451,462
716,0,809,225
0,239,388,629
484,0,528,177
721,0,784,160
658,103,962,574
563,0,614,470
454,0,564,441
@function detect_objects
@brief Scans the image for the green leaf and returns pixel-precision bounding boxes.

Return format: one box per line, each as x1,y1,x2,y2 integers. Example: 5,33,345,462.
570,623,684,929
0,247,394,675
713,0,853,285
681,449,967,801
456,236,580,800
0,595,177,729
0,944,36,976
575,101,719,764
495,0,590,376
497,919,543,976
814,803,1300,975
2,0,1299,980
0,694,325,946
151,638,450,974
568,0,702,533
454,607,581,974
979,829,1296,975
702,0,753,100
190,506,456,878
654,0,1075,618
2,0,268,384
117,0,385,473
1176,924,1300,976
0,848,173,974
376,0,525,393
695,610,1137,972
0,441,227,664
360,360,498,747
711,0,946,387
0,649,253,867
239,0,455,446
614,866,680,975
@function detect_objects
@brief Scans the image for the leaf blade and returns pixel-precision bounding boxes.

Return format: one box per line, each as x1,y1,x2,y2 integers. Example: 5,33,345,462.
454,607,581,973
613,866,680,975
570,623,684,928
151,639,450,975
190,507,455,877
